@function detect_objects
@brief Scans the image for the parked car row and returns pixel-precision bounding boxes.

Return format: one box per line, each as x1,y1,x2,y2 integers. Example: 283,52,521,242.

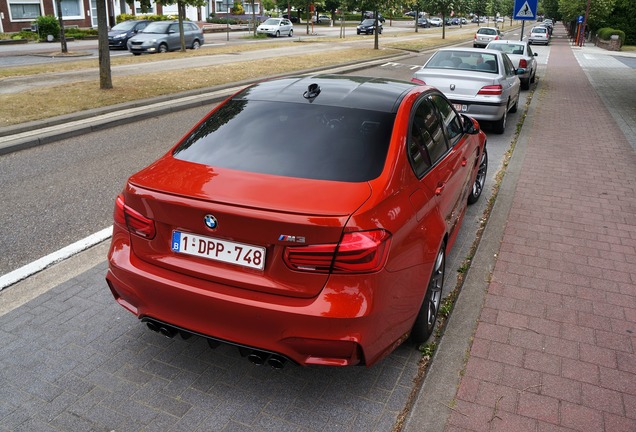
411,42,534,134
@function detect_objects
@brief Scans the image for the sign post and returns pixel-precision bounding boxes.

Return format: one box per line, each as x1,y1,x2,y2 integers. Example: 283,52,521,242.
513,0,538,41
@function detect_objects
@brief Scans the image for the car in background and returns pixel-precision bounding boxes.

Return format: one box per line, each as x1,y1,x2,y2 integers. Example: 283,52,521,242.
282,14,298,23
429,17,443,26
108,19,150,49
106,74,488,368
486,40,537,89
127,21,204,55
528,26,550,44
363,11,385,22
312,14,331,24
411,47,524,133
460,17,467,24
417,17,430,27
473,26,502,47
496,16,504,23
357,18,382,34
257,18,294,37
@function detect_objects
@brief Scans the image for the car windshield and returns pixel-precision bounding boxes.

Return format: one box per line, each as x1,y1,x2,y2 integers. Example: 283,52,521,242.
141,22,170,33
488,43,525,55
111,21,138,31
427,51,499,73
360,19,376,25
263,18,281,25
173,100,394,182
477,28,497,35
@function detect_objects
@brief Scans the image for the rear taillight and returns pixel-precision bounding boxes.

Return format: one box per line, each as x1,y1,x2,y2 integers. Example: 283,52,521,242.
494,35,499,40
411,77,427,85
519,59,528,68
477,85,503,95
114,194,156,239
284,230,391,274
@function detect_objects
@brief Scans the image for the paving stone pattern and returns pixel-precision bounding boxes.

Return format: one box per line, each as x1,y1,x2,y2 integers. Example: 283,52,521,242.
0,260,422,431
446,27,636,432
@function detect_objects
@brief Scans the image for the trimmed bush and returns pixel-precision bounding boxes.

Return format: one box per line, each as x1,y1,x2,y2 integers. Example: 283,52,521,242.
35,15,60,41
116,13,175,23
597,27,625,44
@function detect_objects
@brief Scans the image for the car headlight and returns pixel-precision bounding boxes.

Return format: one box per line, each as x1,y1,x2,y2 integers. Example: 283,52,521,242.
113,33,126,40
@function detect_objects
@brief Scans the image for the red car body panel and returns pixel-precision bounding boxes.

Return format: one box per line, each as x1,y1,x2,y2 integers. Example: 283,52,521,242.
106,75,487,367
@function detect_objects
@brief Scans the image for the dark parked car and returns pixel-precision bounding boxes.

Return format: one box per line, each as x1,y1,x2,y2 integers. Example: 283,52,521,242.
363,11,385,22
127,21,204,55
417,17,430,28
108,19,150,49
282,14,299,23
106,74,487,368
357,18,383,34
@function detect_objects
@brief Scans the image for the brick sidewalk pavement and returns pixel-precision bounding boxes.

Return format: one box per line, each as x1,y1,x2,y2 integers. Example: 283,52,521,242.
444,26,636,431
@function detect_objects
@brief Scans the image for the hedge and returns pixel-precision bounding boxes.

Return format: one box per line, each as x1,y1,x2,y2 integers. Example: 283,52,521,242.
596,27,625,44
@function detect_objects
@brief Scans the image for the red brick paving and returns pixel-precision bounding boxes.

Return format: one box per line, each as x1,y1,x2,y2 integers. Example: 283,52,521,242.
445,25,636,432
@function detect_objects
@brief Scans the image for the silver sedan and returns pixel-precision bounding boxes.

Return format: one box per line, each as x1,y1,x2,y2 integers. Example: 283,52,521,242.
486,40,538,90
411,48,524,133
256,18,294,37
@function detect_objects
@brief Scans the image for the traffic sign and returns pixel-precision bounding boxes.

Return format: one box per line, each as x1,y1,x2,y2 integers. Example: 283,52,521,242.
514,0,537,20
578,15,584,23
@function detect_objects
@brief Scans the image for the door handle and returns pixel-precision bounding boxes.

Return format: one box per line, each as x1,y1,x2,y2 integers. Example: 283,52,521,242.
435,182,446,195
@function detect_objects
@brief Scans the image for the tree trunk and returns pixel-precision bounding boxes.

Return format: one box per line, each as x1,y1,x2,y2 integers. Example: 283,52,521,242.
55,0,68,53
179,1,186,52
97,0,113,89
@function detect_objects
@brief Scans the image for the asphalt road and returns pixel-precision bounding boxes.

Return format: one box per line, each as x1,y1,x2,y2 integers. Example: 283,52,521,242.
0,36,549,289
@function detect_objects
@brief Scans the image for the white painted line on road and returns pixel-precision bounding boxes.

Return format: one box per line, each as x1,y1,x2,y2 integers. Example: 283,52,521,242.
0,227,112,292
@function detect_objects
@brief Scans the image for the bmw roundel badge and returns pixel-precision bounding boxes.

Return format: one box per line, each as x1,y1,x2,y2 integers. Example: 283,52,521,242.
204,214,218,229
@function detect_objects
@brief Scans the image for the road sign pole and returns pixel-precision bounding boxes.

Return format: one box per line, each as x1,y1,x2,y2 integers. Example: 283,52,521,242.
520,21,525,41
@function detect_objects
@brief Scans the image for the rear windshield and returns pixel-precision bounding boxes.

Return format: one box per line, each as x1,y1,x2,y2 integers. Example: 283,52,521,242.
477,28,497,35
533,27,546,33
173,100,395,182
427,51,499,73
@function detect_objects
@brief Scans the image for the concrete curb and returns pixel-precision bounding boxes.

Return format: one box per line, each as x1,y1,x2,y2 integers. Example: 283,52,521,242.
402,66,538,431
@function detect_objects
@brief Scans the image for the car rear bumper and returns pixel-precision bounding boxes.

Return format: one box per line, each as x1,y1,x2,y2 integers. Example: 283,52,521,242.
449,98,507,121
106,232,421,367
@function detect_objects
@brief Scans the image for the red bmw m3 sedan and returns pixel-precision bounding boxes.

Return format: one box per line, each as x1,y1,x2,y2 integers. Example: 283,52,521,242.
106,75,488,368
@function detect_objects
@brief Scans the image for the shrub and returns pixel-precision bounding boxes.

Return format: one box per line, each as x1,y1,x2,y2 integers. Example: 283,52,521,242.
597,27,625,44
34,15,60,41
116,13,174,23
64,28,98,39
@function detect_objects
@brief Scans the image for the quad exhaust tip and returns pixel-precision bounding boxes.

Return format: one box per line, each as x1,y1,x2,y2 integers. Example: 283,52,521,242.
143,319,288,368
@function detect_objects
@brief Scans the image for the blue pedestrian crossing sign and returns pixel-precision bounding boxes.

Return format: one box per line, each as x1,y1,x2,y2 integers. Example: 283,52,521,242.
514,0,537,20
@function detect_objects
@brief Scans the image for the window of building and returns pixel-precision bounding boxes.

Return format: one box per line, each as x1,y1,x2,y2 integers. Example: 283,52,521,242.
54,0,83,19
9,1,41,20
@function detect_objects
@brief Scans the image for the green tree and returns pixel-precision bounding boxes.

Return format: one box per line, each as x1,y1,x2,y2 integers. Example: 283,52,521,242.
558,0,615,30
611,0,636,44
472,0,488,21
422,0,454,37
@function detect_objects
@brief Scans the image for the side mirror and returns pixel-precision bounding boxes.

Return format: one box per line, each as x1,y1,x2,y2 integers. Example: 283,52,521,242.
461,114,480,134
516,68,527,75
533,53,538,56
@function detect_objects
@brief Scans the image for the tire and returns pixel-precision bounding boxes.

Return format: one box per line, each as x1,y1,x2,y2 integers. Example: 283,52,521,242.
468,148,488,204
530,69,536,84
357,30,361,35
288,29,293,37
521,78,530,90
510,96,518,113
191,40,200,50
158,43,168,53
493,104,507,134
411,244,445,343
275,30,280,38
132,52,141,56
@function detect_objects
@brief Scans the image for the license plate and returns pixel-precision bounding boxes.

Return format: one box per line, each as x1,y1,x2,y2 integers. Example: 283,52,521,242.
453,103,467,112
171,231,266,270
